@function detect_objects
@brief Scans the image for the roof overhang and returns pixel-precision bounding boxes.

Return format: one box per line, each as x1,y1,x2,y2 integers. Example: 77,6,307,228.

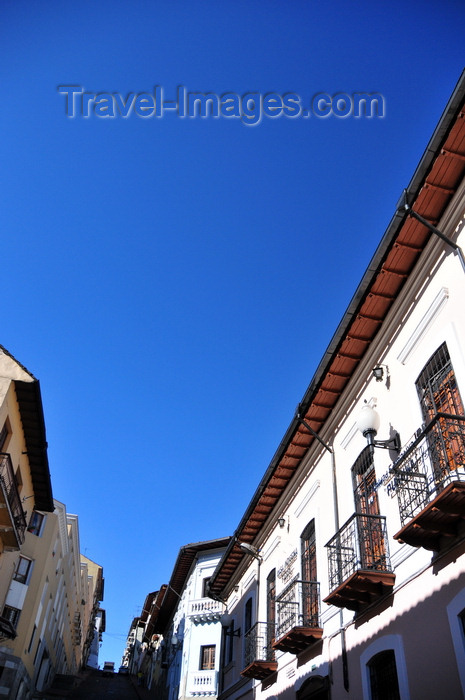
209,70,465,597
153,537,230,633
14,379,54,512
143,586,168,640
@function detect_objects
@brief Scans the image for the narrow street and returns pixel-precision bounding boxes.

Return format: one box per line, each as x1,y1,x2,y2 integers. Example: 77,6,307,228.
58,669,144,699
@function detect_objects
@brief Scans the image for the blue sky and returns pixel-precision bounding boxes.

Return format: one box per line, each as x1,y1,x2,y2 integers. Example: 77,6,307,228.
1,0,464,666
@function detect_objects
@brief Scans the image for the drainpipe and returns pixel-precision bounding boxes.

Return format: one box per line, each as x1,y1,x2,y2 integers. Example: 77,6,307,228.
295,408,349,692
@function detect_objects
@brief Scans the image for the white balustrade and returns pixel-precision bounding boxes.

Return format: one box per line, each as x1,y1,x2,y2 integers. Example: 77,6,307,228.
187,598,222,621
187,670,218,695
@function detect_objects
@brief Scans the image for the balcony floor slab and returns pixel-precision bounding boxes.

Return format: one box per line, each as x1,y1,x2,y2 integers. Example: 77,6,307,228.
241,661,277,681
394,481,465,551
273,626,323,654
323,570,395,612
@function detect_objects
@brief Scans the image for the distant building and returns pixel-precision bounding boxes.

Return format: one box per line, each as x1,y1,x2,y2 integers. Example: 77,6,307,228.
207,72,465,700
87,606,105,669
0,347,103,698
130,538,230,698
80,554,105,669
123,614,147,675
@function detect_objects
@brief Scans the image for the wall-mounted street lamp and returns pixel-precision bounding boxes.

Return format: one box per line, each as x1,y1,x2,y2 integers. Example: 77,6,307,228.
238,542,262,562
372,364,391,389
277,517,286,529
219,612,241,636
356,403,400,453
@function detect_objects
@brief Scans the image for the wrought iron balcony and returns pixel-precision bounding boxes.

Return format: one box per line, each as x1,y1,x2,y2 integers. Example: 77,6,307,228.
392,413,465,551
0,615,17,640
324,513,395,612
241,621,277,680
273,580,322,654
0,453,27,550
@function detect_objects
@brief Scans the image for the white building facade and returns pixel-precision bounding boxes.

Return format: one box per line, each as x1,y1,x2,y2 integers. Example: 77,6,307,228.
140,539,230,699
208,72,465,700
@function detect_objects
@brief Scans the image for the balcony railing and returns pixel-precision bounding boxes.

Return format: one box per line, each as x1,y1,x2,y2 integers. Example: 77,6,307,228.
0,615,17,640
273,580,322,654
187,598,223,622
241,621,277,680
392,413,465,550
0,453,27,550
187,670,218,696
324,513,395,611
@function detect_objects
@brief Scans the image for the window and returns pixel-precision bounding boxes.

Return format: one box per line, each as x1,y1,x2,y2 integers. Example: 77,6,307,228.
301,520,318,624
2,605,21,630
33,638,42,666
447,590,465,696
416,342,464,419
28,625,37,654
352,447,379,517
200,644,215,670
266,569,276,652
361,636,408,700
202,577,211,597
226,620,235,664
0,420,10,452
266,569,276,625
14,466,23,494
244,597,252,634
301,520,317,581
352,447,385,569
416,343,465,485
27,511,45,536
458,609,465,650
368,650,400,700
13,556,33,584
297,675,330,700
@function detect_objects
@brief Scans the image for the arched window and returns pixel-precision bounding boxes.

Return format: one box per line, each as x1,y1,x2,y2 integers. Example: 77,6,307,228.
301,520,316,581
368,650,400,700
296,675,330,700
360,635,409,700
416,342,464,419
301,520,318,625
416,343,465,487
351,448,385,569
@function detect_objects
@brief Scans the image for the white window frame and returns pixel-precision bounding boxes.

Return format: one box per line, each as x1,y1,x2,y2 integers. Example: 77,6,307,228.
446,586,465,697
13,555,34,585
360,634,410,700
27,511,45,537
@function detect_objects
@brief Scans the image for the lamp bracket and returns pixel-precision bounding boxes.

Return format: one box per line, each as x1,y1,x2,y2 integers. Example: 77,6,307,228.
372,433,401,453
